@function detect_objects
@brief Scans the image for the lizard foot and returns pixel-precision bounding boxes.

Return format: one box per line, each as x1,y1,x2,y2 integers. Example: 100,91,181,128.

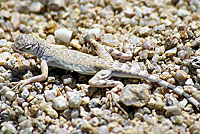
11,79,31,92
106,85,128,115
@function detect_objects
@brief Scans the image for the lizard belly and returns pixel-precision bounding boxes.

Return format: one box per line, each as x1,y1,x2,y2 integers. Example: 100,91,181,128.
47,60,97,75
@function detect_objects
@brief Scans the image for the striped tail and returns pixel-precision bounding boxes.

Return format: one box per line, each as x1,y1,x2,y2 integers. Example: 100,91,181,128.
141,73,200,110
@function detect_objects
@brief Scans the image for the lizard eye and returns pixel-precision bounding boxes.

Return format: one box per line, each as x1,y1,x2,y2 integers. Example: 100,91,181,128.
25,45,32,50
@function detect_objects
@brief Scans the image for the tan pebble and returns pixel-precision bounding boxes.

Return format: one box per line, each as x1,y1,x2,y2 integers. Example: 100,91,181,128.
30,104,39,116
45,107,58,119
82,97,90,106
0,76,5,82
0,52,11,60
45,116,52,123
139,26,150,36
27,93,35,102
183,86,197,94
155,46,165,55
81,122,94,134
160,72,172,80
24,107,32,117
40,102,58,118
165,47,177,57
80,106,88,117
175,70,188,80
120,84,150,107
48,76,56,83
189,121,200,134
194,49,200,56
44,21,59,34
46,35,56,44
105,26,115,33
164,105,182,116
70,39,81,50
11,12,20,29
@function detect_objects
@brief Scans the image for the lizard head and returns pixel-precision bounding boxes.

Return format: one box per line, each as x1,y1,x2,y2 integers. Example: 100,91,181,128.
13,34,43,56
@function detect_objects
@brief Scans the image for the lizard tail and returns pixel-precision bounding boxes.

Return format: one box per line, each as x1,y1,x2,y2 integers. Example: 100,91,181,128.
141,73,200,110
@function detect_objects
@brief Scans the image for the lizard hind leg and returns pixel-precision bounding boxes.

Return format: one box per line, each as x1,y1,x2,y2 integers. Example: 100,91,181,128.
88,69,124,89
88,69,127,114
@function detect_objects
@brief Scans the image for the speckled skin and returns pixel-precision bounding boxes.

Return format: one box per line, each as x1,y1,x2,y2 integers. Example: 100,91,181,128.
12,34,200,110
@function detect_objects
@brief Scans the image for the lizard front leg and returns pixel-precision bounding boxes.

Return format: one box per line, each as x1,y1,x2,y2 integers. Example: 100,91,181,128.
88,37,132,61
12,60,48,91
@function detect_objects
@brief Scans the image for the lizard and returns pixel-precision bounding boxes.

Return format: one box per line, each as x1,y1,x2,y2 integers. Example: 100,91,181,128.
12,34,200,110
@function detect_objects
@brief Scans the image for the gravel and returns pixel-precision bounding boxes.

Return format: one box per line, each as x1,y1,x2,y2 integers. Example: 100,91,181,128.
1,0,200,133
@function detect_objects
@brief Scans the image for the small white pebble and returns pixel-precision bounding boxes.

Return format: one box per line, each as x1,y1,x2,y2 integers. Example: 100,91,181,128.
1,123,16,133
165,47,177,56
55,28,73,43
44,89,57,101
177,9,191,17
5,91,15,101
185,78,194,86
53,96,68,110
21,88,30,99
69,93,82,108
71,109,79,119
29,2,43,13
101,34,119,47
139,26,150,36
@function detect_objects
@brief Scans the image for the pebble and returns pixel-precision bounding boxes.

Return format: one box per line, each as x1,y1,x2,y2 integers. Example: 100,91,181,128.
0,52,11,60
52,96,68,110
2,0,200,133
101,34,119,47
170,115,184,124
88,98,101,108
40,102,58,118
44,89,57,101
120,84,151,107
48,76,56,83
89,117,99,127
139,26,151,36
29,2,43,13
191,37,200,47
11,12,20,30
70,39,81,50
1,122,16,133
62,74,72,85
139,50,148,59
189,121,200,134
97,125,109,134
71,109,80,119
175,70,188,80
54,28,73,43
21,88,30,99
177,9,191,17
69,93,82,108
185,78,194,86
154,24,166,32
86,28,102,38
165,47,177,56
5,90,15,101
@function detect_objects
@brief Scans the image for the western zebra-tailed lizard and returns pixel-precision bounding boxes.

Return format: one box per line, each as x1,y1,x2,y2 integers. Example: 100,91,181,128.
12,34,200,110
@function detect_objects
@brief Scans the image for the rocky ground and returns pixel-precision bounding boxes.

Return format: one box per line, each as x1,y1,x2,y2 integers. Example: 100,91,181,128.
1,0,200,133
